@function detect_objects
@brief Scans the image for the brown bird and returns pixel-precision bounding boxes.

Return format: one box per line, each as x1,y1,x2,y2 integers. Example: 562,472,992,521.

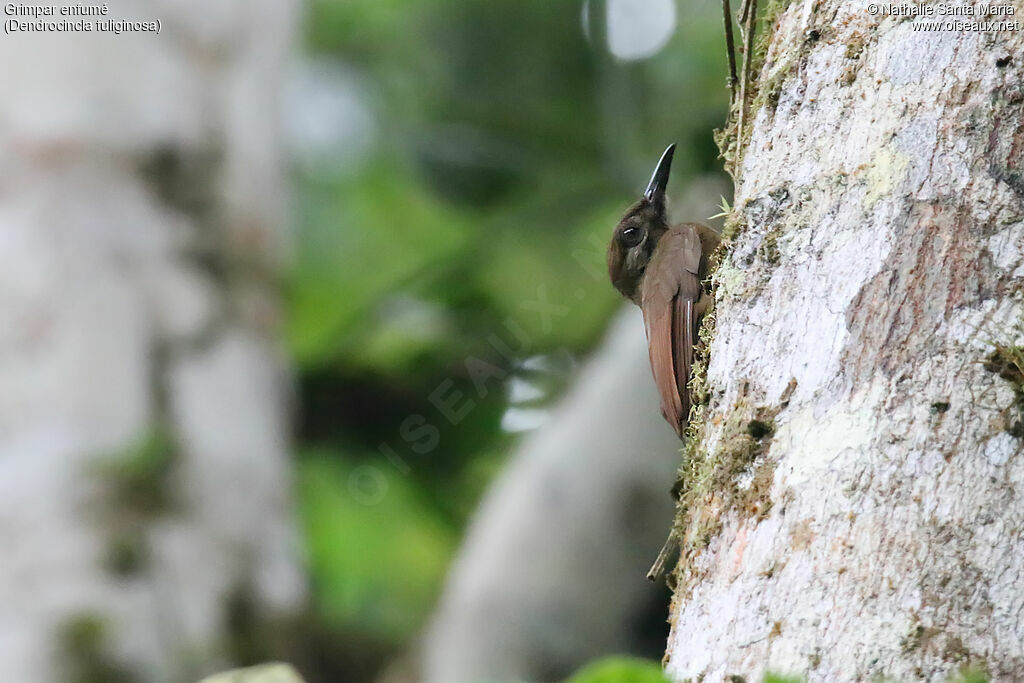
607,144,720,438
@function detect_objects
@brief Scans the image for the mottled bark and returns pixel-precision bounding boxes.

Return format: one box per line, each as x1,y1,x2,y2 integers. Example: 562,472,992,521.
0,3,303,682
666,2,1024,681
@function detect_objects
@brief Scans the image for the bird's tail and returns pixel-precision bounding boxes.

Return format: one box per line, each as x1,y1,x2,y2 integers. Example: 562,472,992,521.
672,297,695,437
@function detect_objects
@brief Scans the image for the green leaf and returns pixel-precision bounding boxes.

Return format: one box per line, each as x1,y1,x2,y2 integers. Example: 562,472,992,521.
708,195,733,220
764,674,803,683
564,657,669,683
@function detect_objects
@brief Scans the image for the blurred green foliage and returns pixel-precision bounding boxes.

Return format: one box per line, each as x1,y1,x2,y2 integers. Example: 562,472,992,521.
298,453,456,640
288,0,730,677
564,656,670,683
291,0,728,372
289,161,474,368
952,669,989,683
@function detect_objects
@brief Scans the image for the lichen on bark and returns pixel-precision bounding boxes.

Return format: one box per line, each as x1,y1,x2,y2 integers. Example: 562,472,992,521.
666,1,1024,680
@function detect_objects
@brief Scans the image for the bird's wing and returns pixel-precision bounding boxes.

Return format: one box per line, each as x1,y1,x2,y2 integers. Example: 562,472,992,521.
641,226,703,437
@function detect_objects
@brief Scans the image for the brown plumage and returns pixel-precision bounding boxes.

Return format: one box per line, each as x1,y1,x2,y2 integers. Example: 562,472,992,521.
607,144,719,437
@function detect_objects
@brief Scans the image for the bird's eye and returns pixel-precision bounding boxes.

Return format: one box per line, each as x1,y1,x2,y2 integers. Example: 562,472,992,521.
620,226,643,247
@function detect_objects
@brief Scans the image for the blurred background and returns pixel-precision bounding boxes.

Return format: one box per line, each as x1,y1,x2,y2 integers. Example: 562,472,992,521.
0,0,728,681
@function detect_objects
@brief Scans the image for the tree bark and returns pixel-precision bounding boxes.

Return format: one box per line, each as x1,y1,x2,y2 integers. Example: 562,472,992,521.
666,2,1024,681
0,3,303,681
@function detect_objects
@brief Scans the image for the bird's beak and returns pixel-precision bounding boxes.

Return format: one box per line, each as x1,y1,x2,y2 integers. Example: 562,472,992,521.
643,143,676,203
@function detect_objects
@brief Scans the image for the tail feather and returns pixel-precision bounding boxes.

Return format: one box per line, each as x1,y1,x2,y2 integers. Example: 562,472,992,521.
644,307,683,437
675,298,694,432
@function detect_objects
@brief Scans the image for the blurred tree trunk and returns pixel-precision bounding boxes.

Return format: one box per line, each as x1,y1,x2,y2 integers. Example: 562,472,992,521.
666,3,1024,681
0,4,303,682
420,310,682,683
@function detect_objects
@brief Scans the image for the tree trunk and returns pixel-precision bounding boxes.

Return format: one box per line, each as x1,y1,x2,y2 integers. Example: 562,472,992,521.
666,3,1024,681
0,3,303,681
421,310,682,683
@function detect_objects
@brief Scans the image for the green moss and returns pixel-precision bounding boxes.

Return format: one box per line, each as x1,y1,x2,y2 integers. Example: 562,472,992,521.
91,427,179,580
753,0,796,70
982,344,1024,438
713,123,739,179
103,530,150,578
58,613,137,683
844,33,867,61
899,621,990,679
746,419,775,439
983,345,1024,384
714,261,748,301
672,381,796,591
60,614,106,660
743,0,801,152
758,225,782,265
900,622,942,654
944,635,972,663
688,307,718,412
715,0,798,179
750,57,797,123
721,211,747,242
94,427,178,517
840,33,869,87
678,0,806,591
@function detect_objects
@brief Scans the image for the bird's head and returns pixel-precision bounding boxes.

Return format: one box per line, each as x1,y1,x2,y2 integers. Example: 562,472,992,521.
607,143,675,302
